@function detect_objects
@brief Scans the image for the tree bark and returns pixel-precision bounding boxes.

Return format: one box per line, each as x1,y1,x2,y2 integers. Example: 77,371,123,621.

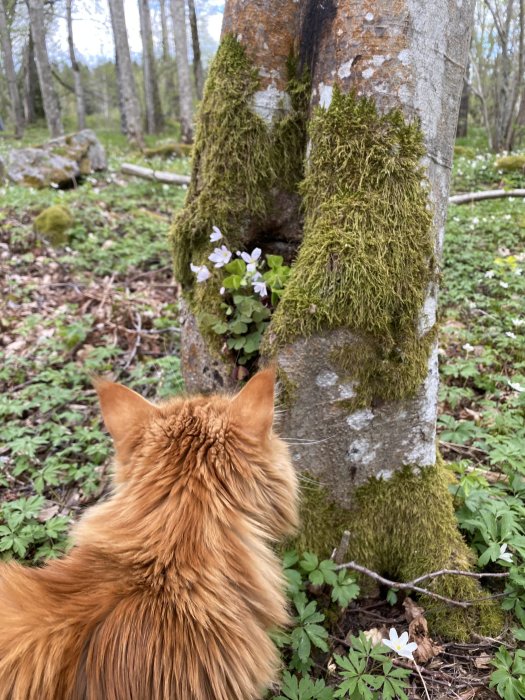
138,0,163,133
159,0,177,117
0,0,24,137
187,0,203,100
456,64,470,138
65,0,86,131
26,0,63,137
170,0,193,142
107,0,144,147
172,0,501,638
23,33,43,124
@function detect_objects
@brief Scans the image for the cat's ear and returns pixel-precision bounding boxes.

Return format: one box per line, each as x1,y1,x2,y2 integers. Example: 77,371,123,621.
230,367,275,439
94,379,157,452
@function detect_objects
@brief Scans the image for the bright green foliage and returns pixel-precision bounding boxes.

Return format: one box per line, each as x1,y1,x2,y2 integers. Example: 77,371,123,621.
266,89,435,407
0,496,69,561
495,154,525,172
33,205,73,245
276,672,333,700
490,647,525,700
198,253,290,365
171,35,309,289
334,634,411,700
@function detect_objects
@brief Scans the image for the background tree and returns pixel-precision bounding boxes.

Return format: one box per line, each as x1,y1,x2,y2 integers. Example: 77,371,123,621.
159,0,177,118
65,0,86,130
170,0,193,142
107,0,143,147
0,0,24,137
26,0,63,137
187,0,203,100
171,0,503,639
138,0,163,133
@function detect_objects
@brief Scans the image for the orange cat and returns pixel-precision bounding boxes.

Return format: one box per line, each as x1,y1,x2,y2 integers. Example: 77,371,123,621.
0,368,298,699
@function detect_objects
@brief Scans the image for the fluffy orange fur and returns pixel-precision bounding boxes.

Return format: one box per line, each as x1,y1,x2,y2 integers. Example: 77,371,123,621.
0,368,298,699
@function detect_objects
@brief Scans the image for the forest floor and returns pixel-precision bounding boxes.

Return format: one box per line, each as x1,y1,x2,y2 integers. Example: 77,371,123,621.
1,125,525,698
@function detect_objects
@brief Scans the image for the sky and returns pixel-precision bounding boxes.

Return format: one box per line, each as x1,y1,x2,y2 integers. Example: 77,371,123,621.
50,0,224,66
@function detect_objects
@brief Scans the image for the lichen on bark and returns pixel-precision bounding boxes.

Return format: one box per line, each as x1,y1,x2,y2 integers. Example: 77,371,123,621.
263,88,436,408
296,460,503,641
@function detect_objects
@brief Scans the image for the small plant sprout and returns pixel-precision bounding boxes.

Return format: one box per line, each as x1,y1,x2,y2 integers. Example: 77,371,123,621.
190,263,211,283
382,629,417,660
208,245,232,268
499,544,513,563
241,247,262,272
210,226,222,242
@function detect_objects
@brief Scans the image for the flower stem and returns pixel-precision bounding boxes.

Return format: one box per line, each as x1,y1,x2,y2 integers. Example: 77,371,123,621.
414,660,431,700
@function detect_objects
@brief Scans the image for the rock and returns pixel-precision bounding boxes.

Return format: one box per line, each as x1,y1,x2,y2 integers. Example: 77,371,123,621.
5,129,107,188
34,205,74,246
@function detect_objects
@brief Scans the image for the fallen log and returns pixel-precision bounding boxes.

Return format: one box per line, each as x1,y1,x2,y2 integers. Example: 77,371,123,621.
449,188,525,205
121,163,191,186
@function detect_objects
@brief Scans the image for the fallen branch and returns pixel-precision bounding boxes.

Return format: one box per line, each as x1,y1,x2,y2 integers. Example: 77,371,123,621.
121,163,191,186
335,559,509,609
449,189,525,205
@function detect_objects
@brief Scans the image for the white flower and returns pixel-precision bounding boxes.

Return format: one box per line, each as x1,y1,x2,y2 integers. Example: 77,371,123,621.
472,217,479,225
208,245,232,268
516,268,523,276
509,381,525,393
500,281,509,289
219,286,225,295
210,226,222,242
462,343,474,352
190,263,211,283
506,331,516,339
499,543,513,563
512,318,525,327
485,270,495,278
382,629,417,660
241,248,262,272
252,279,268,297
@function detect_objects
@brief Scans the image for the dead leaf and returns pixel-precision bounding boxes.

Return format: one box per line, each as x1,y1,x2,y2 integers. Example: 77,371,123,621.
474,653,492,669
404,597,444,663
403,597,425,622
363,627,385,647
37,503,60,522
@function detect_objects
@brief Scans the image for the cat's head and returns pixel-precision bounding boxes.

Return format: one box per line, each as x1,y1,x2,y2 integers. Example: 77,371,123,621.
94,368,298,540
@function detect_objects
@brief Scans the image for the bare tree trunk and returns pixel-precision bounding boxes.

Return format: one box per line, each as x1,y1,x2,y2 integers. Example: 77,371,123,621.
159,0,177,117
187,0,203,100
26,0,63,137
65,0,86,130
107,0,144,148
456,63,470,138
138,0,163,133
0,0,24,137
170,0,193,142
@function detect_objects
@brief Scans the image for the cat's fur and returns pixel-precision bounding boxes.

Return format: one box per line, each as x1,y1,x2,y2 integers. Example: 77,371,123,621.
0,368,298,700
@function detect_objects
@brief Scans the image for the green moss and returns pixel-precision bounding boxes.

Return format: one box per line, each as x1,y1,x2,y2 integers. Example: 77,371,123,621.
453,145,475,158
298,459,503,640
170,35,309,291
33,205,73,245
143,143,192,159
264,89,435,406
495,154,525,172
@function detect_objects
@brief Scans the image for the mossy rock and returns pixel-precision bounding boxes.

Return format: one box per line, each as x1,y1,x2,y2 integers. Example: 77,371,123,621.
34,205,74,246
143,143,192,159
453,145,475,158
296,459,503,641
495,154,525,172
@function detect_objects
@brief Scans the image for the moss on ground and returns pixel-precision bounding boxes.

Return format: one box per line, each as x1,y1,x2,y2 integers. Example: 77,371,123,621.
297,459,503,641
495,154,525,172
264,89,435,407
143,143,192,159
34,205,73,246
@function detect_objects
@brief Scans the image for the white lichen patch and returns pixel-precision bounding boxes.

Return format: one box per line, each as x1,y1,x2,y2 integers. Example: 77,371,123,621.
346,408,374,430
365,12,374,21
252,85,291,124
338,382,357,399
376,469,393,480
372,55,386,67
316,370,339,387
398,49,411,65
362,67,374,80
418,291,437,335
346,438,376,465
319,83,334,109
338,60,354,79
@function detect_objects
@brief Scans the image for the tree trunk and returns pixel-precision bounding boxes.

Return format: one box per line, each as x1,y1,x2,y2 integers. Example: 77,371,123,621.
107,0,144,148
65,0,86,131
171,0,502,640
0,0,24,137
138,0,163,133
23,33,43,123
456,64,470,138
159,0,177,117
170,0,193,142
187,0,203,100
26,0,63,137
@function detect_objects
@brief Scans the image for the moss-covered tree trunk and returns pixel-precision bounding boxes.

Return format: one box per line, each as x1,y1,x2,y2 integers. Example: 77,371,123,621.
171,0,502,639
